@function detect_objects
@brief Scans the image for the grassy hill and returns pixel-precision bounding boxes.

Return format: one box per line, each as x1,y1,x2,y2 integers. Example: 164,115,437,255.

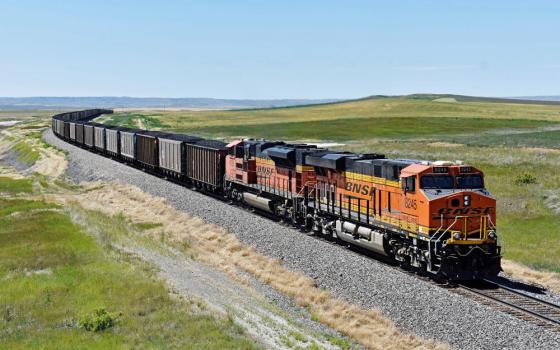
100,95,560,273
101,94,560,148
101,94,560,141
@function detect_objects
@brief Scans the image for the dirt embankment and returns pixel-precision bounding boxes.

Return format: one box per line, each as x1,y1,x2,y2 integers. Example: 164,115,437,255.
1,127,67,179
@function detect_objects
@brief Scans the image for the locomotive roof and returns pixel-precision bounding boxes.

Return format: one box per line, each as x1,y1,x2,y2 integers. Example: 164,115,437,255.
305,152,354,170
263,145,324,167
357,158,415,167
264,146,293,159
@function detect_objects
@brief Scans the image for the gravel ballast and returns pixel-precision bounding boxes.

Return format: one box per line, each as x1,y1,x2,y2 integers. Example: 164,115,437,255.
46,130,560,350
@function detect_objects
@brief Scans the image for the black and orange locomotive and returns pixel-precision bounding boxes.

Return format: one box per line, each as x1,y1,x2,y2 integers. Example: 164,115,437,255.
53,110,501,280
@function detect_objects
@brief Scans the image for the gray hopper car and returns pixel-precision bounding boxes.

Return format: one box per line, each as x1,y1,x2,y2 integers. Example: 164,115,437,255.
120,131,135,160
158,133,202,176
105,128,119,155
94,126,106,150
158,138,183,174
84,125,95,147
56,119,64,136
69,122,76,140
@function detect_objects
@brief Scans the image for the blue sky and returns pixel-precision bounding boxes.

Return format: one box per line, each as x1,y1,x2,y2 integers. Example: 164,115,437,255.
1,1,559,99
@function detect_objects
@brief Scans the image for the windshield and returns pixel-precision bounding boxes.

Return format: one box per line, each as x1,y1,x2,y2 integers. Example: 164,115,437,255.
420,175,454,189
457,175,484,189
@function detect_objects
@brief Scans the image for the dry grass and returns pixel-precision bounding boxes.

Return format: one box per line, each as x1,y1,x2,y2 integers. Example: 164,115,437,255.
521,147,560,155
45,182,447,350
502,260,560,293
1,126,67,179
426,142,464,148
30,145,67,178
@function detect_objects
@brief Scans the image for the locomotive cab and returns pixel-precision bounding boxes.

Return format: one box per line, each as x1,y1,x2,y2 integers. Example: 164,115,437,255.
400,161,501,279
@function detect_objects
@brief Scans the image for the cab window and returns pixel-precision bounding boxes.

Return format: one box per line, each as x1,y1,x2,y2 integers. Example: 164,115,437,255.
457,174,484,189
420,175,453,189
402,176,416,192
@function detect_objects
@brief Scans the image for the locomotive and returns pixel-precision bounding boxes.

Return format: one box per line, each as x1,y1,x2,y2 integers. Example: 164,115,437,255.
52,110,501,280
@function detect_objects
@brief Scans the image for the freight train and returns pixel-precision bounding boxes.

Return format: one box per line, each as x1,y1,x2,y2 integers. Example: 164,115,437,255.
52,109,502,280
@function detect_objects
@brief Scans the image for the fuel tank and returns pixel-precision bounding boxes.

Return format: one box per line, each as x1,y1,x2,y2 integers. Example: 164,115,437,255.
242,192,275,213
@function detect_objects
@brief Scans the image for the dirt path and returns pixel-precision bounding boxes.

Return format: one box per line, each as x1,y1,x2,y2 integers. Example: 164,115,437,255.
115,243,339,349
135,117,146,129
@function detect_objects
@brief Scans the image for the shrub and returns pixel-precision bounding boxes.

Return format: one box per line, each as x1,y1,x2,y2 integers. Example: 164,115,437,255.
79,308,118,332
514,173,537,185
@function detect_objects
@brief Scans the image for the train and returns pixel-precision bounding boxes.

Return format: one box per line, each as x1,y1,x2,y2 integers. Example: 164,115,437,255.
52,109,502,280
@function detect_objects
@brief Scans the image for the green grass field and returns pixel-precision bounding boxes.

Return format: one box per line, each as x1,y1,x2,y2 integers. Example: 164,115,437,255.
188,117,553,141
0,177,260,349
0,176,33,194
12,140,41,165
101,95,560,273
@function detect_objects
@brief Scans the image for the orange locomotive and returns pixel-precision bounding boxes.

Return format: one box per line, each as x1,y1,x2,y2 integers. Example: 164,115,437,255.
225,139,501,280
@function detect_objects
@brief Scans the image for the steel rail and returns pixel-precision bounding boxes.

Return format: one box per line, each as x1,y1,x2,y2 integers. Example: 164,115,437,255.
458,280,560,329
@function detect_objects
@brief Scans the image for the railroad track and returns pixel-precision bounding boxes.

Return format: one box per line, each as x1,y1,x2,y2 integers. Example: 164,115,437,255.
454,280,560,331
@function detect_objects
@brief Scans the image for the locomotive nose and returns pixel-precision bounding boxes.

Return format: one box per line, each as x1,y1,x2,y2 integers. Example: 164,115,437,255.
442,191,495,216
433,190,496,242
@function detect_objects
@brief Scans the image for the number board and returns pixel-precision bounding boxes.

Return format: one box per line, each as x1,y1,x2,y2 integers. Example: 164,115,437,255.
433,167,448,173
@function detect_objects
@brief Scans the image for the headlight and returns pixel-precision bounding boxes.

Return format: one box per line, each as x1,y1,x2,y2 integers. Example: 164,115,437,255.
453,232,461,240
488,231,497,240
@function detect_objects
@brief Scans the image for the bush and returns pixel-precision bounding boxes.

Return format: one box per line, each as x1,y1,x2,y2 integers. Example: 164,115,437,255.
514,173,537,185
79,308,118,332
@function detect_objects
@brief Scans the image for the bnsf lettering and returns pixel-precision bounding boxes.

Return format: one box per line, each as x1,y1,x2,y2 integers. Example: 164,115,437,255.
436,207,493,215
345,181,375,195
257,166,272,175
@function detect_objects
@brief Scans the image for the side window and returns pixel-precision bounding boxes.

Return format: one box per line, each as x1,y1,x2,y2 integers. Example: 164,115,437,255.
408,176,416,192
402,176,416,193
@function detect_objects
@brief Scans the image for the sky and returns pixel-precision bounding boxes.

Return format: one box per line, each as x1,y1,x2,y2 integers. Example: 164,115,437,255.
1,0,559,99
